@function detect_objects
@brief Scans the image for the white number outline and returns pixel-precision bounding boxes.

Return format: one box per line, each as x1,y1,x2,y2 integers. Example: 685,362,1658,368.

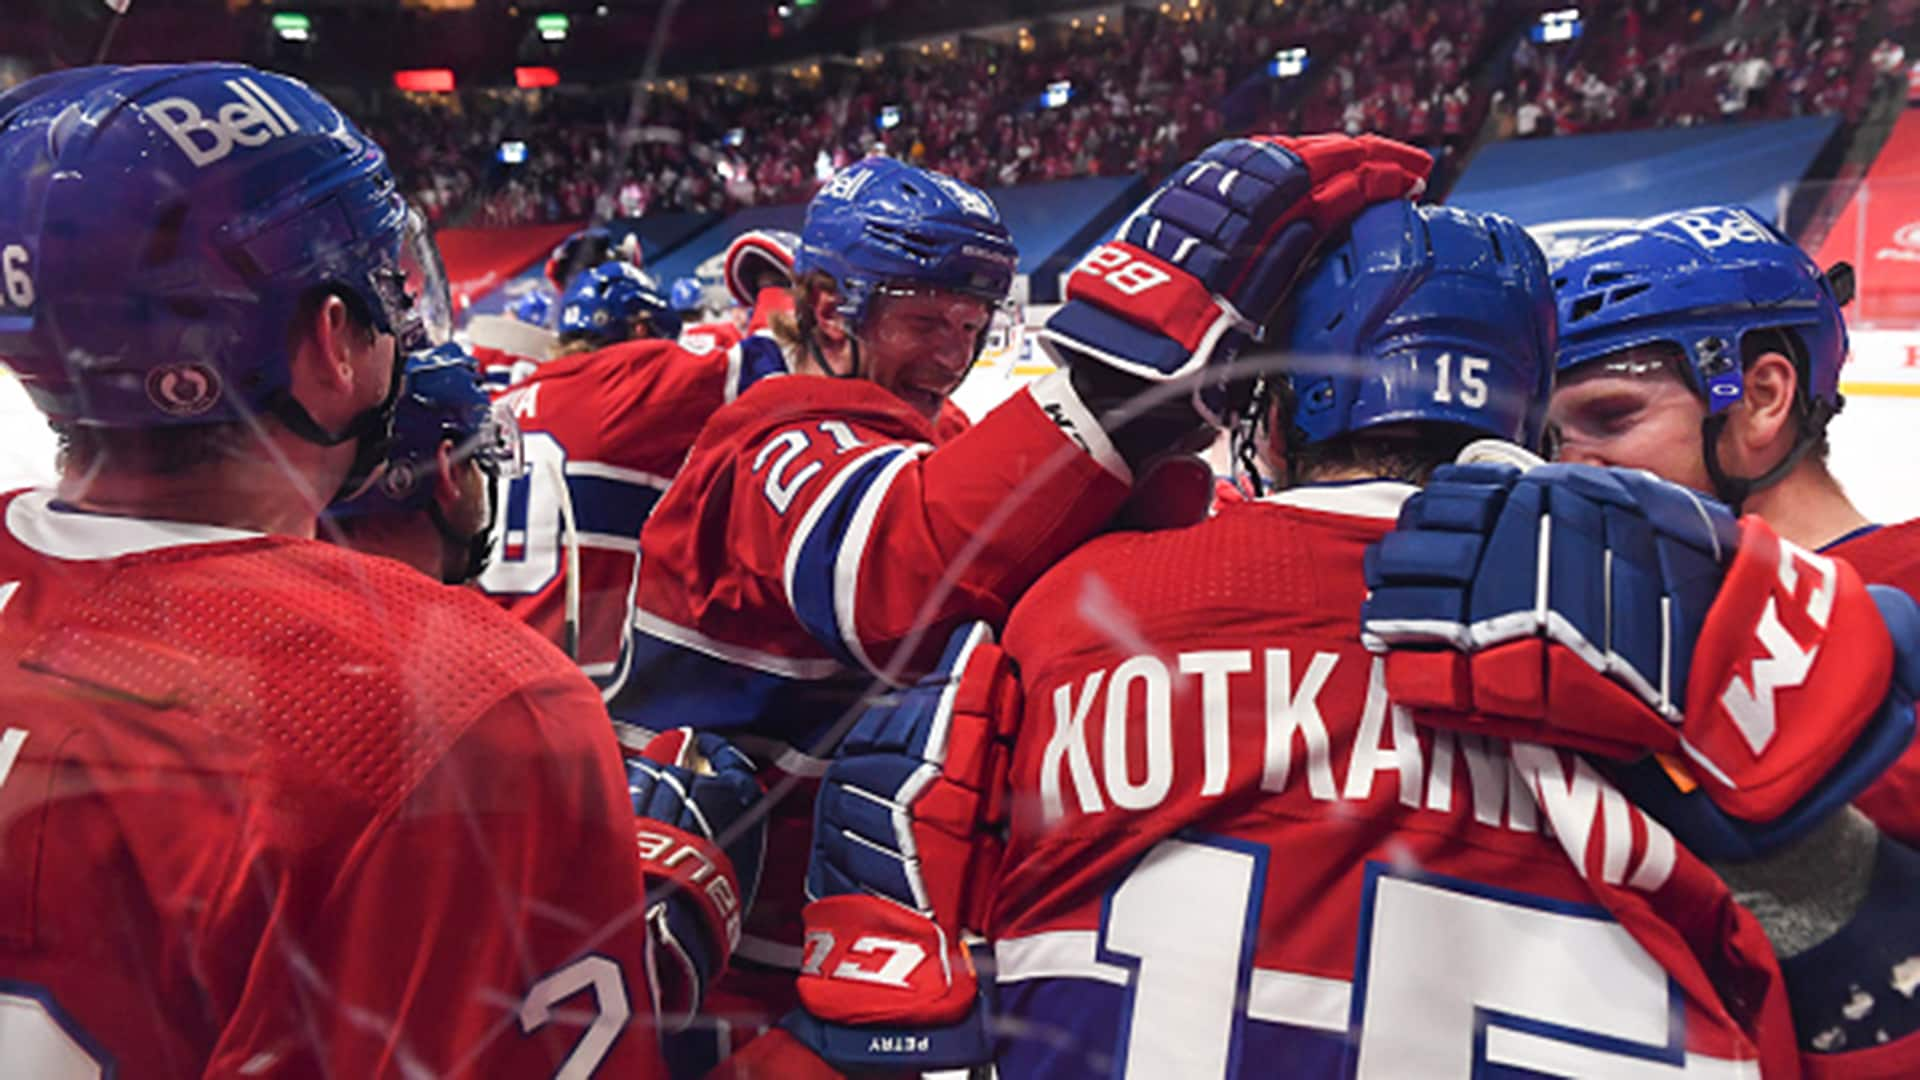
0,982,108,1078
2,245,31,309
1079,244,1174,297
1430,352,1491,409
1350,863,1689,1077
518,954,631,1080
1097,832,1267,1078
477,431,570,595
1095,839,1694,1079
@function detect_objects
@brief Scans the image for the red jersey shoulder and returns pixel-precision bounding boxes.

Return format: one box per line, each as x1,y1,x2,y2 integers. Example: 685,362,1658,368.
17,533,579,808
1830,519,1920,598
1005,496,1396,680
697,372,941,454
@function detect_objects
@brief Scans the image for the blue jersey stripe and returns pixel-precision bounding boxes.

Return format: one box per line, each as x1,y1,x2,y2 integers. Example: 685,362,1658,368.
787,448,906,669
567,474,663,541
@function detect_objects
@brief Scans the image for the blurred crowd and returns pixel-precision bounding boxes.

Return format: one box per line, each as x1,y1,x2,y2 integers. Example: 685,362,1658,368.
1495,0,1887,137
361,0,1903,229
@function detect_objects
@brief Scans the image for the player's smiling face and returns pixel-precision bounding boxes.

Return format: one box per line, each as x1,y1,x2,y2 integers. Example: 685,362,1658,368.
1546,343,1717,495
858,288,991,421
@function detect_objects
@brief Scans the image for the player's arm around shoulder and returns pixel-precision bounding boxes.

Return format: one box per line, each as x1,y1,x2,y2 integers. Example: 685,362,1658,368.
208,662,665,1079
649,371,1132,679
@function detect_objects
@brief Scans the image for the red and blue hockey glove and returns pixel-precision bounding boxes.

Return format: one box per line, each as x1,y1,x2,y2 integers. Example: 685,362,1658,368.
724,227,797,309
627,728,767,1029
784,620,1018,1071
1038,134,1430,434
1360,462,1919,860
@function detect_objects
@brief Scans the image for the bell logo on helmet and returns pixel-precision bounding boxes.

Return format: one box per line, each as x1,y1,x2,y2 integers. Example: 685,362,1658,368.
142,77,302,169
1669,209,1771,252
145,363,224,417
821,165,876,203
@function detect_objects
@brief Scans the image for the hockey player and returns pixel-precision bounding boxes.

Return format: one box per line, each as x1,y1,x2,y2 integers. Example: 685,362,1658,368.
793,201,1920,1076
0,63,757,1077
622,140,1430,1066
1546,205,1920,839
328,343,520,584
557,260,682,353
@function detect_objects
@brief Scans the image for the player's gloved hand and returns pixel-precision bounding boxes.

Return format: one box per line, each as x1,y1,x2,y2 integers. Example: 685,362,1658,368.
1360,461,1917,860
784,621,1017,1071
725,228,798,308
1039,133,1430,447
627,728,767,1028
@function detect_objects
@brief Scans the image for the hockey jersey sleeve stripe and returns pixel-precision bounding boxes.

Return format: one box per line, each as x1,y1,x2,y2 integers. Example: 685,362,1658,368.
615,628,812,731
566,473,664,542
566,460,674,491
784,444,922,675
726,335,794,403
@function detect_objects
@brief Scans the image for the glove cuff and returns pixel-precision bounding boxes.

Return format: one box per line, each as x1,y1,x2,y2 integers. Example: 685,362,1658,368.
636,818,744,957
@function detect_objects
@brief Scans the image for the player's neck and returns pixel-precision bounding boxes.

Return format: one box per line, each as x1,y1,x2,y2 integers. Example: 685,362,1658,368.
57,439,346,540
330,517,449,581
1743,459,1870,551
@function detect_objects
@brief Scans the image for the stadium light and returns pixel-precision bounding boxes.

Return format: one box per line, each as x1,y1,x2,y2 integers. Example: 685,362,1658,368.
394,68,456,93
876,104,902,130
1043,80,1072,109
515,65,560,88
271,12,312,42
536,13,569,41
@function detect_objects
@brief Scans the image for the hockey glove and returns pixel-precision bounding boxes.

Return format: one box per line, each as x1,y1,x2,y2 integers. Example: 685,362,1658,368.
627,728,767,1028
724,228,798,309
1361,462,1918,860
787,620,1018,1071
1038,133,1430,436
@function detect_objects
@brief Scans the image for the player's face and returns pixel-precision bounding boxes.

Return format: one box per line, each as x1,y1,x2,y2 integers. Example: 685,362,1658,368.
858,288,991,421
1546,345,1715,494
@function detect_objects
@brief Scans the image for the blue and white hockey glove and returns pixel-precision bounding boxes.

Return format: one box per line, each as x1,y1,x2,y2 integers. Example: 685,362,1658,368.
786,621,1017,1072
1361,461,1917,860
627,728,766,1029
1038,134,1430,430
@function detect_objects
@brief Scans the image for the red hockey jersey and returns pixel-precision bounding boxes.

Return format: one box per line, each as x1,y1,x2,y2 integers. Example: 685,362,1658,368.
480,327,975,703
0,489,663,1079
1827,519,1920,846
989,481,1845,1079
620,370,1130,1017
479,331,798,695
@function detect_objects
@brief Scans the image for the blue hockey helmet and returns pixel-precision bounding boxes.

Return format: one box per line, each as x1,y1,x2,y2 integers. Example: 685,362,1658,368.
795,158,1018,328
329,343,522,517
509,289,554,328
0,63,449,429
1280,200,1557,449
1553,205,1849,415
670,275,706,314
557,260,679,345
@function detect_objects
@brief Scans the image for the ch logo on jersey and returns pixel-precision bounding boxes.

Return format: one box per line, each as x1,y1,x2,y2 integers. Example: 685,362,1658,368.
143,77,302,169
146,362,223,417
1718,535,1837,757
1665,207,1772,253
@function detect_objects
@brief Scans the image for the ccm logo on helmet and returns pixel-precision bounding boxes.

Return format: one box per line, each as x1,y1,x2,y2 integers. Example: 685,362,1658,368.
1669,209,1772,252
143,77,302,169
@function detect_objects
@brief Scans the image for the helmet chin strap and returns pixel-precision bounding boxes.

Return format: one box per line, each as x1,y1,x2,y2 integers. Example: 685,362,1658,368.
428,471,498,585
1698,396,1839,515
270,352,405,504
